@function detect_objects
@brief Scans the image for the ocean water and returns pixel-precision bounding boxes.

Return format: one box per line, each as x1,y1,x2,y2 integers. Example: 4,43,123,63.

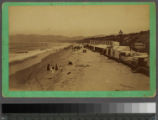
9,42,71,63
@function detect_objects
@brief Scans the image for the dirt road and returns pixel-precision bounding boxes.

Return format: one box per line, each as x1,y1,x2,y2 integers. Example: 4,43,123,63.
10,47,149,91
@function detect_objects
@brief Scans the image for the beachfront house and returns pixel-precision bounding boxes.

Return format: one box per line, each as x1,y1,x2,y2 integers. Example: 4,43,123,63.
110,46,120,58
131,41,146,52
113,46,131,60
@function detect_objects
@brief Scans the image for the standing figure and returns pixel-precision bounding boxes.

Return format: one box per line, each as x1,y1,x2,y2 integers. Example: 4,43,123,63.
47,64,50,71
55,64,58,71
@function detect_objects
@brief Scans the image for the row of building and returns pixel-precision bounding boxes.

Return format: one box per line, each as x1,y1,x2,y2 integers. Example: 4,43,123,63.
84,41,149,75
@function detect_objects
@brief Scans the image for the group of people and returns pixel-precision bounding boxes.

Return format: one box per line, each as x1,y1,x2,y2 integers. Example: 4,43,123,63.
47,64,59,73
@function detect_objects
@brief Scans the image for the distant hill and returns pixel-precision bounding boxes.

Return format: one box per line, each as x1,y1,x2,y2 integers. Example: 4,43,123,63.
80,30,149,52
81,30,149,43
9,34,84,43
10,31,149,52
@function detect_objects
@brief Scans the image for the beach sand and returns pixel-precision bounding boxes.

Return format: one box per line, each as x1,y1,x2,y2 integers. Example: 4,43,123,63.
9,46,149,91
9,46,73,90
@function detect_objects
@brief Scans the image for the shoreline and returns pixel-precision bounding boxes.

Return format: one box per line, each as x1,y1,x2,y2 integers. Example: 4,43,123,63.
9,43,72,64
9,46,73,90
9,45,72,75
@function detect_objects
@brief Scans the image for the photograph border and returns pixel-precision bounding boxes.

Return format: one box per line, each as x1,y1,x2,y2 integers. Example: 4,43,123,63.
2,2,156,98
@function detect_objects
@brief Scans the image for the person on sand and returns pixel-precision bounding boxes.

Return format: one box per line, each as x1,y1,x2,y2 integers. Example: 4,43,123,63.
52,65,55,70
47,64,55,73
50,64,55,73
55,64,58,71
47,64,51,71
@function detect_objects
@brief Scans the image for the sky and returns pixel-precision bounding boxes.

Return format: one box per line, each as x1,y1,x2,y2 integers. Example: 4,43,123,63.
9,5,149,37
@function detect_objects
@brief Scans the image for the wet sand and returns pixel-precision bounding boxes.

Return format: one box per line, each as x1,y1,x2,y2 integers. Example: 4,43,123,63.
9,47,149,91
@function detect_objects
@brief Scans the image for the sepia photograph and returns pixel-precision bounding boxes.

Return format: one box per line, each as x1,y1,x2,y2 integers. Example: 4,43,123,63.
8,4,150,91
